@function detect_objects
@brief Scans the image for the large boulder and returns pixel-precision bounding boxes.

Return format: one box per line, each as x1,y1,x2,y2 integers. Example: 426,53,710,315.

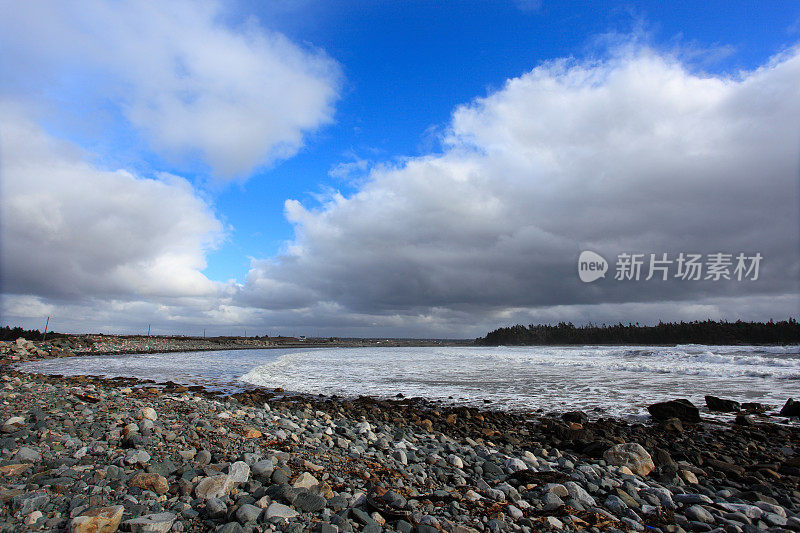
603,443,655,477
705,395,740,412
648,399,700,422
779,398,800,417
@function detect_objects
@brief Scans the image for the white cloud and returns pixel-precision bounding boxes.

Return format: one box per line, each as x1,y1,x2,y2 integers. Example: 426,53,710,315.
0,0,340,178
0,104,224,301
239,45,800,333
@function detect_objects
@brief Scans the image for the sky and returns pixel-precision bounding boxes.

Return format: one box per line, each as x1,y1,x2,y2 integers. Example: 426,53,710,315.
1,0,799,338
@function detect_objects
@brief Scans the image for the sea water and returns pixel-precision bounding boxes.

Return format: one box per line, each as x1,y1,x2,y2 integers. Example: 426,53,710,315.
17,344,800,419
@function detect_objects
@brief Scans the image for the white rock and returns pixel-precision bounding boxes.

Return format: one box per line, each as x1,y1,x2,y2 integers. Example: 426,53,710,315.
194,475,234,499
123,512,176,533
504,458,527,472
136,407,157,421
603,443,655,477
228,461,250,483
544,516,563,529
2,416,25,433
292,471,319,489
25,511,42,525
447,455,464,469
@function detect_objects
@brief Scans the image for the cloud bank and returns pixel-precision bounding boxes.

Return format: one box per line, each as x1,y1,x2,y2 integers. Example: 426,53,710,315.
0,104,224,302
0,0,340,178
240,46,800,335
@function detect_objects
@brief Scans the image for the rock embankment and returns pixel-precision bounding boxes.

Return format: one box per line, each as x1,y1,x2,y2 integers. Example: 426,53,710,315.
0,336,273,364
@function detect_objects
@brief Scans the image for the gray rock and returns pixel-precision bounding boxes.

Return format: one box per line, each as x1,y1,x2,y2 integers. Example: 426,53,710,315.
266,502,299,520
763,512,787,527
216,523,244,533
563,481,596,507
196,449,212,466
235,504,263,524
206,497,228,519
504,458,527,473
543,517,563,530
542,492,564,511
252,459,274,479
318,523,339,533
12,492,49,514
684,505,715,524
13,446,42,463
674,494,713,506
294,491,327,512
605,495,627,514
507,505,523,519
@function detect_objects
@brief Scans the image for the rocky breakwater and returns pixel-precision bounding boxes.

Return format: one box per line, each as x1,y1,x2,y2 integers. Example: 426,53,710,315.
0,335,274,365
68,335,273,356
0,338,75,365
0,370,798,533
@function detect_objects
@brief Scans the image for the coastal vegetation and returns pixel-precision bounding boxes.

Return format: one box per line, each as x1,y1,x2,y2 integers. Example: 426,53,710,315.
476,318,800,346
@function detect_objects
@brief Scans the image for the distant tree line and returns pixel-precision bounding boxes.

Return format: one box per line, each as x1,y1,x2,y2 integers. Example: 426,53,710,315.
0,326,50,341
476,318,800,346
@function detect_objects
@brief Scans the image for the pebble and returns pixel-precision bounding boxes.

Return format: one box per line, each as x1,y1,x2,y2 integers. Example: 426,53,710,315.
0,346,797,533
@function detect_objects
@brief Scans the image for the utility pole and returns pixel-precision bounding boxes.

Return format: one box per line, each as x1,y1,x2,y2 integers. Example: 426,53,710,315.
147,324,151,337
42,316,50,342
203,329,206,338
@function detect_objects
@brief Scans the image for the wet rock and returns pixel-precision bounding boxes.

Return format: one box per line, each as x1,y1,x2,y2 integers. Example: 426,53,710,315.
562,411,589,424
705,396,740,412
648,399,700,422
779,398,800,417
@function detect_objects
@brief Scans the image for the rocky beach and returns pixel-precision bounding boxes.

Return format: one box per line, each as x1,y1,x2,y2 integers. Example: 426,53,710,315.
1,337,799,533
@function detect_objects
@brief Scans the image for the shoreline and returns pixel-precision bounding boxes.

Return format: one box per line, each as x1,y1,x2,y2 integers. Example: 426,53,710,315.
1,338,799,532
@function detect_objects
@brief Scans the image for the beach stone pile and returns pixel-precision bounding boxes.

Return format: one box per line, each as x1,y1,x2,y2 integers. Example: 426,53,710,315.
0,372,798,532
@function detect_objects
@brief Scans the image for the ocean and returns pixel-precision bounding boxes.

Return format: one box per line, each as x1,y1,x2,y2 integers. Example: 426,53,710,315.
17,344,800,420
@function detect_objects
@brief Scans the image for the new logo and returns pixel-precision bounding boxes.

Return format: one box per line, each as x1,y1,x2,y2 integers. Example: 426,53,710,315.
578,250,608,283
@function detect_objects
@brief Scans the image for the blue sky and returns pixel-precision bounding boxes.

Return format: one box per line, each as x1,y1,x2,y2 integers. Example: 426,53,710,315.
1,1,798,336
203,0,800,281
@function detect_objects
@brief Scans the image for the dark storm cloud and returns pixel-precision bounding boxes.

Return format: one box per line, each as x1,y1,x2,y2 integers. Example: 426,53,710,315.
239,47,800,332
